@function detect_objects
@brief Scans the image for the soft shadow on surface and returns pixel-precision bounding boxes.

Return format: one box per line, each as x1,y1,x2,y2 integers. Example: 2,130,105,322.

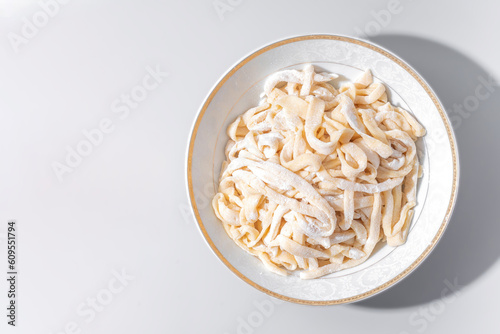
355,34,500,308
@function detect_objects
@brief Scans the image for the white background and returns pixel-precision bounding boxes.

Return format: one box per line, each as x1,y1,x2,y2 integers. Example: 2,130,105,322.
1,0,499,333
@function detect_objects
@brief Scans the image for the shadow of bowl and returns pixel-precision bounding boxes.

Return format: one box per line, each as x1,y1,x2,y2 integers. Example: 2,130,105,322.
355,34,500,308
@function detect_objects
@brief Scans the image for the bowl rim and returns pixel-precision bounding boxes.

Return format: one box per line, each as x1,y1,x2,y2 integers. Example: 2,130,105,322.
185,33,460,305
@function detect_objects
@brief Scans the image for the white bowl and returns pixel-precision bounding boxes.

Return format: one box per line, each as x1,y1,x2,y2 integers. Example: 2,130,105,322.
186,34,459,305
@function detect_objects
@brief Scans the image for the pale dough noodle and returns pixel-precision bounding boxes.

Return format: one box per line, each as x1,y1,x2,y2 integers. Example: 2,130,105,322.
212,64,425,279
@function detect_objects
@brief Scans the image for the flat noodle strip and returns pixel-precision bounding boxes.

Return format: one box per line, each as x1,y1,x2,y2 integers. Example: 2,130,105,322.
213,65,425,279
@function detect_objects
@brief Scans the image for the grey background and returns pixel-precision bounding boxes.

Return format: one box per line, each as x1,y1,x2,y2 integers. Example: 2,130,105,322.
0,0,499,333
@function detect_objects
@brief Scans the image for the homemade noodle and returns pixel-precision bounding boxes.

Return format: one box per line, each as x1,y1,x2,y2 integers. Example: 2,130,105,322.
212,65,426,279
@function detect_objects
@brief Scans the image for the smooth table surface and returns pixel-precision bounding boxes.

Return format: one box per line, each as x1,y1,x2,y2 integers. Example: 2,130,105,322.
0,0,499,333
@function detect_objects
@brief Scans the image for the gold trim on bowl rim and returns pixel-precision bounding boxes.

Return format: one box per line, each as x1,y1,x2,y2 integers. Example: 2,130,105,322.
186,34,459,305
